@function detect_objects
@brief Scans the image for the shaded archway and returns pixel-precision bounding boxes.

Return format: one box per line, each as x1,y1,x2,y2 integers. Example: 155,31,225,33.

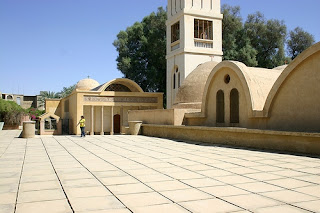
216,90,224,123
230,89,239,123
113,114,121,134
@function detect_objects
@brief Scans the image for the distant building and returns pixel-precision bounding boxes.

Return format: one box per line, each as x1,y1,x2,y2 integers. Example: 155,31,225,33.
0,93,43,110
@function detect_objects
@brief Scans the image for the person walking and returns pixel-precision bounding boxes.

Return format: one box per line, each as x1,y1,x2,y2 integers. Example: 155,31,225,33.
77,116,86,137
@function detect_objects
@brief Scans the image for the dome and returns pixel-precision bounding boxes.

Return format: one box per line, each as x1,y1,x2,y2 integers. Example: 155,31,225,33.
76,78,100,91
173,61,219,109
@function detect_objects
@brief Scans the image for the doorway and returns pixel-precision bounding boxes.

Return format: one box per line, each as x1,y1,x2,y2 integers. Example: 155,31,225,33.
113,114,121,133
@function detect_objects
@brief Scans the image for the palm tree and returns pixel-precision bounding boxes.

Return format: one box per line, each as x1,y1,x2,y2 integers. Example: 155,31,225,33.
39,91,61,108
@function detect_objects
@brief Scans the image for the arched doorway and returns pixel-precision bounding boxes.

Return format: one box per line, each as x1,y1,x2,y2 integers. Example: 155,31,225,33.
113,114,121,134
216,90,225,123
230,88,239,123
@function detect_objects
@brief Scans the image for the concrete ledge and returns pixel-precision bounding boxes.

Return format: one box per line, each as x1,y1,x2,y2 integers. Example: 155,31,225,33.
141,124,320,155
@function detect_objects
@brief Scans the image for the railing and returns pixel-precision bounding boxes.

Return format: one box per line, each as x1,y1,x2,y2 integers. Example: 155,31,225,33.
194,39,213,49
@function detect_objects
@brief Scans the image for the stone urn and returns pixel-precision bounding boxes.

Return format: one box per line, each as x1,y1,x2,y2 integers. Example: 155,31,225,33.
128,121,143,135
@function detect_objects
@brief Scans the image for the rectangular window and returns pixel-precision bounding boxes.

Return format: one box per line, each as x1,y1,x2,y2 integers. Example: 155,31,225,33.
194,19,213,40
171,22,180,43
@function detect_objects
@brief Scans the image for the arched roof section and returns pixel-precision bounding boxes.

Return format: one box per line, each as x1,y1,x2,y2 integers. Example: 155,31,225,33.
264,42,320,116
92,78,144,93
173,61,219,109
201,61,282,117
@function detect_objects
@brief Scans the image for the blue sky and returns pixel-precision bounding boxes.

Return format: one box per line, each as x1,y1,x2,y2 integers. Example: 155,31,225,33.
0,0,319,95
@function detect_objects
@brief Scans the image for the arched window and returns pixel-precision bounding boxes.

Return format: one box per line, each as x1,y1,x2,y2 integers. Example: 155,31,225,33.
105,84,131,92
178,72,181,88
173,73,176,89
216,90,224,123
230,89,239,123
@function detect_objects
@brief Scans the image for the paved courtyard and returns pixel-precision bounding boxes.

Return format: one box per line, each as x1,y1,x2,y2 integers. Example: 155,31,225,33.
0,130,320,213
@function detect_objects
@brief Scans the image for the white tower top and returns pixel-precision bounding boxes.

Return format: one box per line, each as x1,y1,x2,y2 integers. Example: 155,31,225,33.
166,0,223,108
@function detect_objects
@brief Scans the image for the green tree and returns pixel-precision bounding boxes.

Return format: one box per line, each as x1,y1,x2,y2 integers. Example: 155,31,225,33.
113,7,167,94
244,12,287,68
57,84,76,98
0,99,26,125
222,5,257,66
287,27,315,60
39,91,60,108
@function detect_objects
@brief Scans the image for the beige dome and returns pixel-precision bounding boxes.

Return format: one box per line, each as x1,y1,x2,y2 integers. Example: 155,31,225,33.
76,78,100,91
173,61,219,109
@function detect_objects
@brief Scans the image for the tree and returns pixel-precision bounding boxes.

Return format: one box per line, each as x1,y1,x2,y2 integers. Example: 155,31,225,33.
222,5,257,66
57,84,76,98
113,7,167,94
287,27,315,60
244,12,287,68
39,91,60,108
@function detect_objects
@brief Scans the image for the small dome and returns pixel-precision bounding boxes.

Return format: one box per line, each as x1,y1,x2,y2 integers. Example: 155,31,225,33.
173,61,219,109
76,78,100,91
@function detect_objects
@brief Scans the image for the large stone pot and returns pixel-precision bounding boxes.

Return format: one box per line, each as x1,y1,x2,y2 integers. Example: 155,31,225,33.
22,121,36,138
0,122,4,131
128,121,143,135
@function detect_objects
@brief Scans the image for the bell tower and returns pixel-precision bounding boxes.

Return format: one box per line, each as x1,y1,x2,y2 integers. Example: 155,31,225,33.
166,0,223,108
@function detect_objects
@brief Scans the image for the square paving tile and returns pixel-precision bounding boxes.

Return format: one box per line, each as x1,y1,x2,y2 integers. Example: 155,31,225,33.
181,178,225,188
17,189,66,203
234,182,283,193
255,205,310,213
294,200,320,212
161,188,213,202
64,186,112,198
117,192,171,208
223,193,282,211
293,185,320,198
19,180,61,192
266,178,313,189
107,183,153,195
16,199,72,213
68,196,125,212
100,176,139,186
201,185,250,197
130,203,189,213
146,180,191,192
180,198,243,213
261,190,318,203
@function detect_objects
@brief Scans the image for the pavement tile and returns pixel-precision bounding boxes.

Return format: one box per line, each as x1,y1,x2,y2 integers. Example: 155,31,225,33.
261,190,318,203
294,200,320,212
180,198,243,213
100,176,139,186
168,171,204,180
136,174,173,183
117,192,171,208
181,178,225,188
0,204,15,213
146,180,191,192
161,188,213,202
64,186,112,198
223,194,282,211
244,173,283,181
130,203,189,213
61,176,101,187
255,205,310,213
234,182,283,193
0,192,16,205
197,169,233,177
295,175,320,184
15,199,72,213
19,180,61,192
293,185,320,198
214,175,255,185
201,185,250,197
17,189,66,203
77,209,131,213
107,183,153,195
69,196,125,212
266,178,313,189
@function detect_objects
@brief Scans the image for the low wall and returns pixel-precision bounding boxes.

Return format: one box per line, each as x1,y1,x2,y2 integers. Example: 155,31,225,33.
128,109,198,126
141,124,320,156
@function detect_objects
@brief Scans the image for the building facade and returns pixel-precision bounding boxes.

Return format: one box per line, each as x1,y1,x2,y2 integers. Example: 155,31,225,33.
45,78,163,135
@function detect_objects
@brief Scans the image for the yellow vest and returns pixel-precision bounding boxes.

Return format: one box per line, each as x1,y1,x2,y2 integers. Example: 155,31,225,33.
79,119,85,127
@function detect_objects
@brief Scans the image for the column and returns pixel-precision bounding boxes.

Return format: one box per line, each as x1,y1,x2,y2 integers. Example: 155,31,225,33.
110,106,114,135
90,105,94,135
120,106,123,134
100,106,104,135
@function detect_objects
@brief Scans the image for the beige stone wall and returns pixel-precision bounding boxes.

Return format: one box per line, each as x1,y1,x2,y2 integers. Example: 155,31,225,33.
266,52,320,132
45,99,61,116
142,124,320,155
